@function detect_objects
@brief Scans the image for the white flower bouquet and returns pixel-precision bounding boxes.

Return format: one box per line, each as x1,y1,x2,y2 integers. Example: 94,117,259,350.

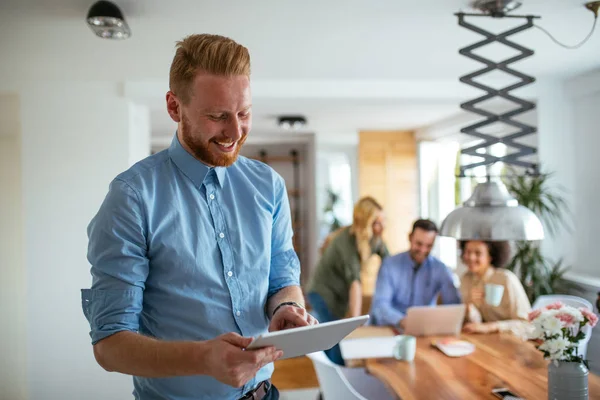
528,301,598,364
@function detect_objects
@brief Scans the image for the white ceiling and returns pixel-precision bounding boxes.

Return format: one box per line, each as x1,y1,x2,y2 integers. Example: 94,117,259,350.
1,0,599,140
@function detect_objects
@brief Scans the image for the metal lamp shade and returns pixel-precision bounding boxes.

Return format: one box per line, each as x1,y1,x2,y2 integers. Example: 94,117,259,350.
440,180,544,241
86,1,131,39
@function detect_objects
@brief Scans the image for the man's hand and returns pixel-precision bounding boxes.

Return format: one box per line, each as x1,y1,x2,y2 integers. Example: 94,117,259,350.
269,305,318,332
398,318,406,330
202,333,283,387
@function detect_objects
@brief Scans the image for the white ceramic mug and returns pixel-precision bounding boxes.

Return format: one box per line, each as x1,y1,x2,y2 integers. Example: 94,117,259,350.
393,335,416,362
485,283,505,307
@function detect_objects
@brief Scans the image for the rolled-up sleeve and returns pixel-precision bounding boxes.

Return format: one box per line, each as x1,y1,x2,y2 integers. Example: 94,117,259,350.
81,178,149,345
268,175,300,297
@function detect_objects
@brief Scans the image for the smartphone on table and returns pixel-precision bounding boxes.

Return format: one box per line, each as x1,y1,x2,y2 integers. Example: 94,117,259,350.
491,387,524,400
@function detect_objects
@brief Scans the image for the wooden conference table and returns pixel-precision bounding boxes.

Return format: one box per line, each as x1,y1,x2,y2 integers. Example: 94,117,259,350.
342,326,600,400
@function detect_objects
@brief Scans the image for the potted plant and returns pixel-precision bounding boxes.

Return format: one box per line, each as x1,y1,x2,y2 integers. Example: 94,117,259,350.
503,171,577,303
528,301,598,398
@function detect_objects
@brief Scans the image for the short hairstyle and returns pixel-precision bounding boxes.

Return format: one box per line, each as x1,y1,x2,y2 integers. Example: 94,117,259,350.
459,240,512,268
411,219,438,234
169,34,251,103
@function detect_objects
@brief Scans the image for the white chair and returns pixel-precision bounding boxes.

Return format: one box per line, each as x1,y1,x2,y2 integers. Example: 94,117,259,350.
306,351,396,400
532,294,594,357
532,294,593,311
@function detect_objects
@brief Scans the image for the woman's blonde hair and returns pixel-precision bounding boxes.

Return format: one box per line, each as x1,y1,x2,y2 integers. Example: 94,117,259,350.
169,34,251,104
350,196,384,263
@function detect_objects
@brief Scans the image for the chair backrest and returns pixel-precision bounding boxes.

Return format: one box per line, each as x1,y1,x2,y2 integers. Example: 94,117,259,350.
532,294,594,356
306,352,367,400
532,294,593,311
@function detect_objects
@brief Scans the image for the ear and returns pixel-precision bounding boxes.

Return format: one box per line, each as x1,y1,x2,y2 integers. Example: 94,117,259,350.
166,91,182,123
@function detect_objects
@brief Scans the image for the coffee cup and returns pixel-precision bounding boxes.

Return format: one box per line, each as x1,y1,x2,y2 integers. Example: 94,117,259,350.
393,335,416,362
485,283,504,307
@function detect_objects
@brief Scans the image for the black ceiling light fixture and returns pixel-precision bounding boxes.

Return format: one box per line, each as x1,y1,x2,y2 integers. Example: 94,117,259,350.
86,1,131,40
278,115,307,130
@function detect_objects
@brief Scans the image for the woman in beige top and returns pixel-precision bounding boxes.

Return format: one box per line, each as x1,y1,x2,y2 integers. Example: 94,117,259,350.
460,240,531,334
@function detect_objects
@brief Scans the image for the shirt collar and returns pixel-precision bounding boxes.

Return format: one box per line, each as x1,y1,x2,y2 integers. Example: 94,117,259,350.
168,133,226,188
406,252,431,270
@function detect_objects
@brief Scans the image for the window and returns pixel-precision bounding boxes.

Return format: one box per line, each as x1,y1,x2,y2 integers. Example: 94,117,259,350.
317,151,353,244
418,141,460,268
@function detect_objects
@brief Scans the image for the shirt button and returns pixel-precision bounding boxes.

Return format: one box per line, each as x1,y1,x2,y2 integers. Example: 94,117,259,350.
209,194,215,200
236,311,241,317
227,271,233,277
219,232,225,238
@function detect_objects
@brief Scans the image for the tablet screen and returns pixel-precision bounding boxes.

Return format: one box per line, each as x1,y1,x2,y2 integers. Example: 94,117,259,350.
246,315,369,359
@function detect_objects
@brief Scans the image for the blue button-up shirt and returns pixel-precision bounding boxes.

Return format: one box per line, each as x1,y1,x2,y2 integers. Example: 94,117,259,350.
370,252,461,326
81,135,300,400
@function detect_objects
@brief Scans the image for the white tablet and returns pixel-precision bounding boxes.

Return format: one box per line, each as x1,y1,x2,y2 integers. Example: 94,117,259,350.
246,315,369,359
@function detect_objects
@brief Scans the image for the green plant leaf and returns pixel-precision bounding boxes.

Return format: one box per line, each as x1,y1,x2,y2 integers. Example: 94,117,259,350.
503,169,574,303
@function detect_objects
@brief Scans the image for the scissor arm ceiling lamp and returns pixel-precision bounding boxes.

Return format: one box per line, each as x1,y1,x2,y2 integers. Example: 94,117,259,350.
440,2,598,241
439,8,544,241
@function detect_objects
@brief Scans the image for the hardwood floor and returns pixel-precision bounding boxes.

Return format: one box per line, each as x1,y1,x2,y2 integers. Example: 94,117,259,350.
272,356,319,390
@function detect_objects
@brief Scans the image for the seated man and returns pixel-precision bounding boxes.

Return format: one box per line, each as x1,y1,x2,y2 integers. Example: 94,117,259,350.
370,219,461,328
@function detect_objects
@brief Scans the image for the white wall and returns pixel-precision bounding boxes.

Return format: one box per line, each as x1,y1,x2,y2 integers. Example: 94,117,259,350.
0,93,27,400
0,82,151,400
128,103,151,166
565,71,600,278
536,72,600,279
535,81,577,269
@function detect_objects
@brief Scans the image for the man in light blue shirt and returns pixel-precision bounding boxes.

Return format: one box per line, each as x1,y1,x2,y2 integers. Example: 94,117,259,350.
370,219,461,328
81,34,316,400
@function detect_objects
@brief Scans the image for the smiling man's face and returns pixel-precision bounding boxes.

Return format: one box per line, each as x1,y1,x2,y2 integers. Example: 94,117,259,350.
167,71,252,167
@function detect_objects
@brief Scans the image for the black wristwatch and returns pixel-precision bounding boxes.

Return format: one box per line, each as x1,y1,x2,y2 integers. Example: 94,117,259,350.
272,301,304,317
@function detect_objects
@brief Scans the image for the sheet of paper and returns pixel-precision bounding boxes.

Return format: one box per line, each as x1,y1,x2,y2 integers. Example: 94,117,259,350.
339,336,398,360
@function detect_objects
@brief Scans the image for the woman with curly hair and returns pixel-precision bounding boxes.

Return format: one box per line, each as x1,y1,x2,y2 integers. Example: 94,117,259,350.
460,240,531,334
306,196,389,364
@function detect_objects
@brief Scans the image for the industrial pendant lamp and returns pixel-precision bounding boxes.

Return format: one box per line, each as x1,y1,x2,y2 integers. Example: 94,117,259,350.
441,180,544,241
441,0,598,241
440,2,544,241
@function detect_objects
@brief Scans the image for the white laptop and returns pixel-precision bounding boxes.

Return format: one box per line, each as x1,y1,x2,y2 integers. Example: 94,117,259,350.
247,315,369,359
404,304,466,337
